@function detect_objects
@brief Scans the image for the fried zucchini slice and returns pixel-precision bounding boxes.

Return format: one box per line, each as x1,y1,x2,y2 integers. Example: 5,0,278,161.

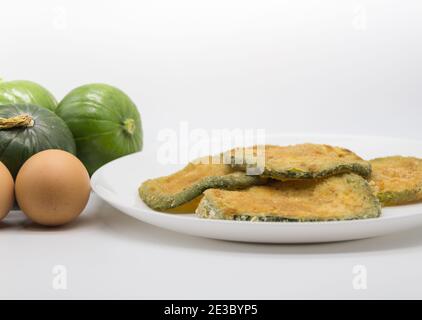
139,156,267,210
229,143,371,180
196,173,381,221
370,156,422,206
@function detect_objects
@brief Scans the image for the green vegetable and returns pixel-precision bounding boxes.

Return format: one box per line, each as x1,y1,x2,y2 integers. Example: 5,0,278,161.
0,80,57,111
56,83,143,175
0,104,76,178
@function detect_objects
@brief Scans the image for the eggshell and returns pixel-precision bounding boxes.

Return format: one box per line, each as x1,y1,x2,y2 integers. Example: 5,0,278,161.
0,162,14,221
15,149,91,226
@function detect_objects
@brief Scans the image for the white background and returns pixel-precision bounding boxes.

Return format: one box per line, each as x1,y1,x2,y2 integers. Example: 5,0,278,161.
1,0,422,299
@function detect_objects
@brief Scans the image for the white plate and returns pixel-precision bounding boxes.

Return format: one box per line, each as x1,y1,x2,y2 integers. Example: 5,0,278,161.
91,134,422,243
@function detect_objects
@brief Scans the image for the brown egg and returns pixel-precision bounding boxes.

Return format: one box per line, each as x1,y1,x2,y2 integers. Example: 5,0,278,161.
0,161,14,221
15,149,91,226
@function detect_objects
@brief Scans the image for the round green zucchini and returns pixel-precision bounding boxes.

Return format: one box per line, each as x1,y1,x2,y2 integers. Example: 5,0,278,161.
0,80,57,111
0,104,76,177
56,83,143,175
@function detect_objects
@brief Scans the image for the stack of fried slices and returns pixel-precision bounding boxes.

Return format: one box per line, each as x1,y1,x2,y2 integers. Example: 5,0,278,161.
139,144,422,222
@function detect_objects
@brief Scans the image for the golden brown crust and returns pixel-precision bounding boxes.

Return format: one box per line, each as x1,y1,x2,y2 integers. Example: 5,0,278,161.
139,155,266,210
196,173,381,221
230,144,371,180
370,156,422,206
146,157,232,195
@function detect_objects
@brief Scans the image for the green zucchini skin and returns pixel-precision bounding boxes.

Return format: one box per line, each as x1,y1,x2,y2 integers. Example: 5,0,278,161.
0,80,57,111
0,104,76,178
139,171,266,211
56,83,143,175
232,162,371,181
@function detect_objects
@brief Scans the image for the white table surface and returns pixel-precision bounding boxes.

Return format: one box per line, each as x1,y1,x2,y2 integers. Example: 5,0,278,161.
1,192,422,300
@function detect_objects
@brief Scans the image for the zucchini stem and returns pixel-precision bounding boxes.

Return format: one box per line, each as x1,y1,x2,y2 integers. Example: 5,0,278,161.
123,118,136,135
0,114,34,129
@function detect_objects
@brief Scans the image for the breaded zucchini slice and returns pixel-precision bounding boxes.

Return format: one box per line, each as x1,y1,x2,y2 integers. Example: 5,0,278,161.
139,156,267,210
370,156,422,206
229,143,371,180
196,173,381,221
